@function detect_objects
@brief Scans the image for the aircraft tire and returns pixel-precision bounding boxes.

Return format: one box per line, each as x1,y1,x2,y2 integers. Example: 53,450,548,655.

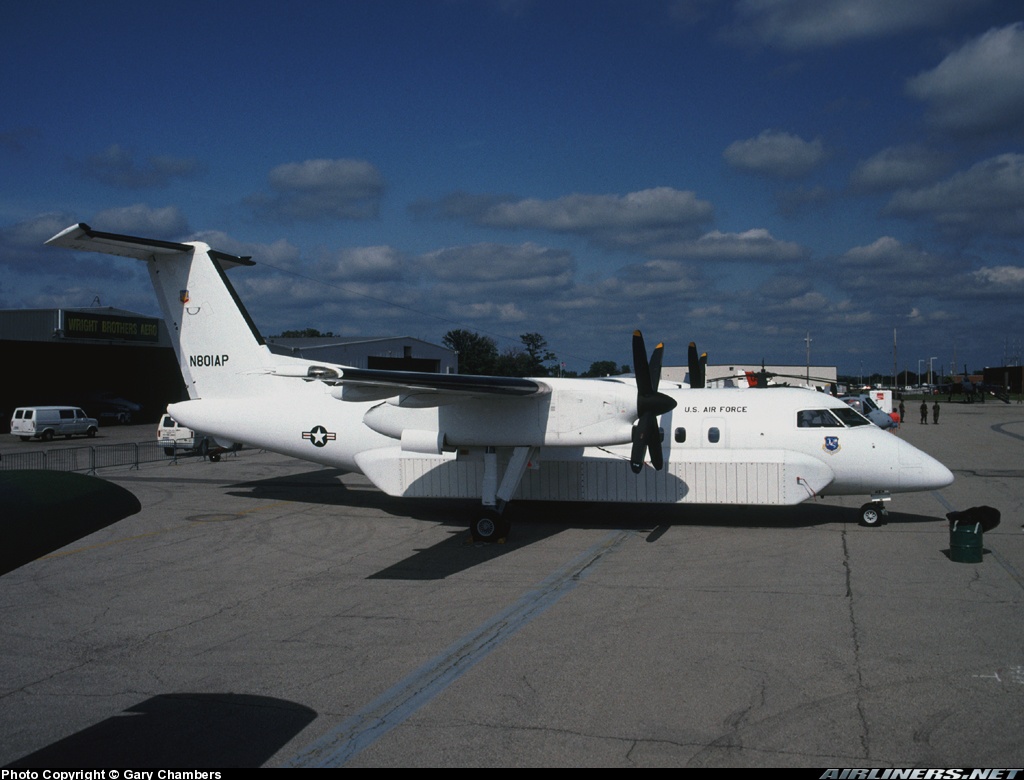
471,510,508,543
859,503,885,527
209,453,222,463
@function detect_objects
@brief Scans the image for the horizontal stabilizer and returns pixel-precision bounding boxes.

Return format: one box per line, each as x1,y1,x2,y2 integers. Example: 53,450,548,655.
45,223,254,267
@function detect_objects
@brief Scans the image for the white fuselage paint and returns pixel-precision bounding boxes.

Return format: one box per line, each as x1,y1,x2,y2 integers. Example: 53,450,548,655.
169,376,953,506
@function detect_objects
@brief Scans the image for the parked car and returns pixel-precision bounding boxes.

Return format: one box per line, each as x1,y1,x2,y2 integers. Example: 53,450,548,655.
10,406,99,441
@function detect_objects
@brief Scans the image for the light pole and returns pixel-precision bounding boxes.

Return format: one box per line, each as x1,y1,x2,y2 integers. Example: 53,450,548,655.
804,331,812,385
928,357,937,387
917,359,924,387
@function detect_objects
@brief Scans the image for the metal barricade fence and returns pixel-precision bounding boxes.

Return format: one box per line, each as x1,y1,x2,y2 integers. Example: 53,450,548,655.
0,451,48,471
40,446,93,472
0,439,241,473
92,443,141,471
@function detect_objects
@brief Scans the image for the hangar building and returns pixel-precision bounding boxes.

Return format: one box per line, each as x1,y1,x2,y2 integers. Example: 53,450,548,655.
0,307,456,431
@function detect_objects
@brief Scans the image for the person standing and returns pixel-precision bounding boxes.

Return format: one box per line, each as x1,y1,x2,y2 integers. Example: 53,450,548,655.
898,399,905,428
933,400,940,424
920,400,928,424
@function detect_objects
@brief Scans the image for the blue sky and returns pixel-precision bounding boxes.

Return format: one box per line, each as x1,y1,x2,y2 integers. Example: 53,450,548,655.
2,0,1023,377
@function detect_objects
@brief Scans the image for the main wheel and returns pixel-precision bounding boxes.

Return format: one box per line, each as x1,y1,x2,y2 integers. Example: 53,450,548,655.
471,510,509,543
860,503,885,527
41,429,53,442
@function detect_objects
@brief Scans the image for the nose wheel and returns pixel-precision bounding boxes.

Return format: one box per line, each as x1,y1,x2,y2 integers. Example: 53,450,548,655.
859,501,888,527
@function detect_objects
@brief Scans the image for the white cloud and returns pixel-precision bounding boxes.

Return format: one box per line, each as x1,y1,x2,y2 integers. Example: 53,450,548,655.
884,153,1024,238
971,265,1024,286
729,0,983,51
723,130,827,179
906,23,1024,137
425,187,715,249
836,236,958,294
483,187,712,230
849,145,950,192
247,158,385,221
652,228,807,263
92,204,189,236
318,246,407,282
77,144,203,189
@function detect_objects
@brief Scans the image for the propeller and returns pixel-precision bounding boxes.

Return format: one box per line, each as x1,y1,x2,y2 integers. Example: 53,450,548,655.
687,342,707,389
631,330,677,473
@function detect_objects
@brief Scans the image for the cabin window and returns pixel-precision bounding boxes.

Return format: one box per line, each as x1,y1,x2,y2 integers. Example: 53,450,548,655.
674,427,686,443
707,427,720,443
797,409,843,428
14,410,23,419
59,409,73,419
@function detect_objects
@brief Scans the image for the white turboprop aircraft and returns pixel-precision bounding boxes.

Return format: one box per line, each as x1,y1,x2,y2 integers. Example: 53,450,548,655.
46,223,954,540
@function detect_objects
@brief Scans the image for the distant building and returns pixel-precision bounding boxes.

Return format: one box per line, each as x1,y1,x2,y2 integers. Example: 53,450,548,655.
983,365,1023,395
0,308,457,431
0,307,183,428
663,363,838,392
265,335,456,373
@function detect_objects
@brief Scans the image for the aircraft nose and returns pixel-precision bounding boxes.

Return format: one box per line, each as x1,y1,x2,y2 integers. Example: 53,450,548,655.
896,439,954,491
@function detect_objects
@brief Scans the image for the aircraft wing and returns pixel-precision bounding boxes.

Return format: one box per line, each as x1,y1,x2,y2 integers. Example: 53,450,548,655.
274,364,550,404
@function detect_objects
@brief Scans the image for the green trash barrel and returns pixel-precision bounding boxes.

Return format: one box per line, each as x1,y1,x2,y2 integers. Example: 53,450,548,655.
949,519,982,563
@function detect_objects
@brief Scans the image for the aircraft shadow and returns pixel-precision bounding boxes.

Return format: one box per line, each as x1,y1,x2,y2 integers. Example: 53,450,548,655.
0,470,142,576
225,469,946,580
4,693,316,768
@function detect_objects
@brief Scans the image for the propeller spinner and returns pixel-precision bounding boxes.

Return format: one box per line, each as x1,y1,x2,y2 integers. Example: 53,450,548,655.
631,330,677,473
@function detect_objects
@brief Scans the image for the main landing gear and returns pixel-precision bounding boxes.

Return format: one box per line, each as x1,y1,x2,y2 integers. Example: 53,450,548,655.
859,493,891,527
469,445,536,543
471,508,511,544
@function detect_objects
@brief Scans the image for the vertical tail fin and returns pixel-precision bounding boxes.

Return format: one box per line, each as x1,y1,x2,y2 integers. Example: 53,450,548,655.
46,223,273,399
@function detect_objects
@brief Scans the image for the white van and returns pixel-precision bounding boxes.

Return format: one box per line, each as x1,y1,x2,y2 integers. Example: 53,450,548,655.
156,413,237,462
157,413,197,455
10,406,99,441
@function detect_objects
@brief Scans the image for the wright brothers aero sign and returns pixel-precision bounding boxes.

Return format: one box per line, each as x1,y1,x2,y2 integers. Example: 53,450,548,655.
62,311,160,343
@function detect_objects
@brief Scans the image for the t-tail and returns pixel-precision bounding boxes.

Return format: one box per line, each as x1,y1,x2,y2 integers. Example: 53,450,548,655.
46,223,274,400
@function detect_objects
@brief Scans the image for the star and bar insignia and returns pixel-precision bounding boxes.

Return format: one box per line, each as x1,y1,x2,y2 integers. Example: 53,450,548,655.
302,425,337,448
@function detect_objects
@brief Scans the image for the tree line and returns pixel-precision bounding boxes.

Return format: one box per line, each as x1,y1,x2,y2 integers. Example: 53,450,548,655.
442,329,629,378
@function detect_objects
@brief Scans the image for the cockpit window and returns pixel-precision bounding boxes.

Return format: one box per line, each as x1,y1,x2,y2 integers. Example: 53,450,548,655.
830,406,873,427
797,409,843,428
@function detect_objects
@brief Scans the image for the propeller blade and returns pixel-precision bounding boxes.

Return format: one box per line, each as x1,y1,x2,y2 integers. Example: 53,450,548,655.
630,421,647,473
632,331,653,397
647,416,664,471
649,342,664,392
630,413,665,473
631,330,676,472
688,342,705,389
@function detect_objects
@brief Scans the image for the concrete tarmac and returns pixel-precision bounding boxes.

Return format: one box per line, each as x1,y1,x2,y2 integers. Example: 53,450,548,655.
1,402,1022,768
